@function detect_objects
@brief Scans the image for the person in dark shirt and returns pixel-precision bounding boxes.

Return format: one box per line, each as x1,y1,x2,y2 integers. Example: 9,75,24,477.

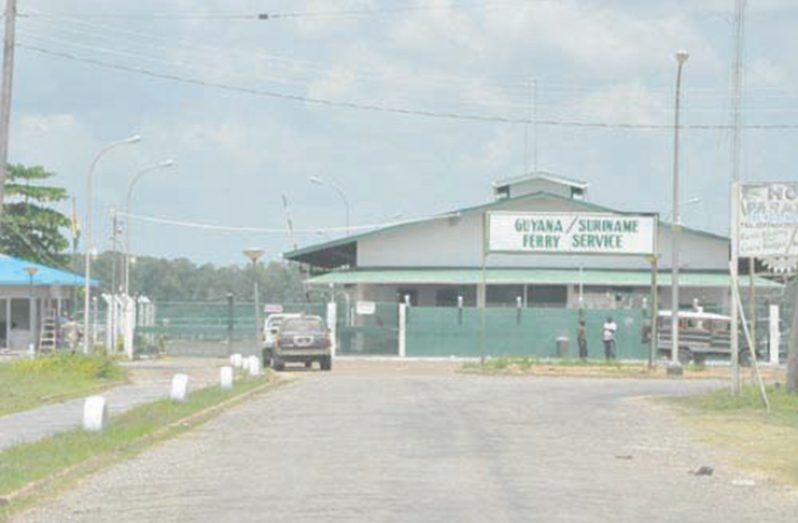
577,319,588,360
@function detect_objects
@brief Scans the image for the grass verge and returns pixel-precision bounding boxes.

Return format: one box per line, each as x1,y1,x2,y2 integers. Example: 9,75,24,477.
0,373,278,518
664,386,798,485
0,354,127,417
460,356,677,378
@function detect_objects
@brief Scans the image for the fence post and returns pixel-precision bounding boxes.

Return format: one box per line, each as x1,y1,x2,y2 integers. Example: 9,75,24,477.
327,302,337,357
227,293,234,356
398,303,407,358
768,304,779,365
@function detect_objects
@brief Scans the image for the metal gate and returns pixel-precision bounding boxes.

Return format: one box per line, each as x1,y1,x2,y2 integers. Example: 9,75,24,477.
336,301,399,356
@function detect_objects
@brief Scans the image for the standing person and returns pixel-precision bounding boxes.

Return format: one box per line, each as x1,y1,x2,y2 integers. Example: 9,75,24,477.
577,319,588,360
602,316,617,360
62,316,79,353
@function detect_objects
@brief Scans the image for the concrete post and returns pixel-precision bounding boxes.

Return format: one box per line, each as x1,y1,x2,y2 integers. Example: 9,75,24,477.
326,302,337,357
769,304,780,365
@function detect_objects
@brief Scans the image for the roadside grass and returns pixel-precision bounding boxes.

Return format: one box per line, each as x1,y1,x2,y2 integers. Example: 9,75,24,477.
0,373,276,517
461,356,658,377
0,354,127,417
665,386,798,485
460,357,724,378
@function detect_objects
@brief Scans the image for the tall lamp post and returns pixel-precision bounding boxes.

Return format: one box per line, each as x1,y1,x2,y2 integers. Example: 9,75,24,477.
670,50,689,372
243,248,265,355
309,176,350,236
24,266,37,352
124,159,175,296
83,135,141,354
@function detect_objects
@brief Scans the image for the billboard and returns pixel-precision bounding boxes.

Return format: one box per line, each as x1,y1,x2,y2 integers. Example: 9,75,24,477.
738,182,798,257
487,212,657,255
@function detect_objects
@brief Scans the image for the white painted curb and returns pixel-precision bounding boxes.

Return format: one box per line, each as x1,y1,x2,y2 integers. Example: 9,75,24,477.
82,395,108,432
170,373,189,402
248,356,261,376
220,366,234,390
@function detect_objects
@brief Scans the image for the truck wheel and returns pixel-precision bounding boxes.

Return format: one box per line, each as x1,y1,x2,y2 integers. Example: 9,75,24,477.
305,361,312,369
320,356,332,371
262,350,272,368
693,353,707,366
678,348,692,365
273,357,285,372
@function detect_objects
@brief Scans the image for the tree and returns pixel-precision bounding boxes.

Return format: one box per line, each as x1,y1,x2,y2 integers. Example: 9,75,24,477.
86,251,309,303
0,164,70,266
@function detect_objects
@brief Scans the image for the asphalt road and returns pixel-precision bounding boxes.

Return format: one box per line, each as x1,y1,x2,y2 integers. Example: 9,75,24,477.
15,363,798,522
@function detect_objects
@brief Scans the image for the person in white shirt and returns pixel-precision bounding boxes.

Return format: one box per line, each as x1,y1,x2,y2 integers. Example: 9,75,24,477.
602,316,617,360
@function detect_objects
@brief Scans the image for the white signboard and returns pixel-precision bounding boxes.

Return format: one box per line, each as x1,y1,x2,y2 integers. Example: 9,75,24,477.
263,304,283,314
355,301,376,315
487,212,656,255
738,182,798,257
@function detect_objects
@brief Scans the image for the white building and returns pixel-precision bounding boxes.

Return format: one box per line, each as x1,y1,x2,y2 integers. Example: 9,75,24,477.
285,173,777,311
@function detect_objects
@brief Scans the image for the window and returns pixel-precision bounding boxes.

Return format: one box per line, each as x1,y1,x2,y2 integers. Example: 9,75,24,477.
487,285,523,307
528,285,567,307
435,288,459,307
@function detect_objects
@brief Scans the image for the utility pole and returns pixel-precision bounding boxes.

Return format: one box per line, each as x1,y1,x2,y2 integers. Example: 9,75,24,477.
110,209,119,351
729,0,747,394
787,278,798,393
0,0,18,221
523,78,538,174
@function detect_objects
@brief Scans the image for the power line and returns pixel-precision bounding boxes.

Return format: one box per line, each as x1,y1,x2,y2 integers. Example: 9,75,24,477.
124,212,405,234
19,43,798,131
21,13,798,104
19,1,537,21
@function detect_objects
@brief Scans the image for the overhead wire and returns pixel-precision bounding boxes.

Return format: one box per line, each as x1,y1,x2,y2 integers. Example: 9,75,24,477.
124,211,414,234
18,14,798,121
17,43,798,130
19,1,540,21
25,11,798,101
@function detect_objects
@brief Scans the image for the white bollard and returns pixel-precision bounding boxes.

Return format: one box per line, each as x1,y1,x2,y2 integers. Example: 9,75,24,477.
83,395,108,432
241,356,251,372
231,353,243,368
220,366,234,390
170,373,189,402
248,356,261,376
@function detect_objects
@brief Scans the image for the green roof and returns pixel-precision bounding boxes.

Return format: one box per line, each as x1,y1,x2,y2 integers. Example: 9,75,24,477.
307,269,780,288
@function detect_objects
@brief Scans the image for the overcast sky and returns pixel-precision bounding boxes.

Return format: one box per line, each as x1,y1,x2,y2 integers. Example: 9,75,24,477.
8,0,798,266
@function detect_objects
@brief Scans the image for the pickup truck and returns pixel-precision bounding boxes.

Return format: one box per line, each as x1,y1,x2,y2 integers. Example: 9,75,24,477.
264,315,332,371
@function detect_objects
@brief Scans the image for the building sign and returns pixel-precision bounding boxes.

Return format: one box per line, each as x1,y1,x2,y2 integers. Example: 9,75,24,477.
263,304,283,314
487,212,656,255
356,301,376,315
738,182,798,257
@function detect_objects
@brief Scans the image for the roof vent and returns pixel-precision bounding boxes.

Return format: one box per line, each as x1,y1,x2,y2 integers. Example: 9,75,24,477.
492,172,589,201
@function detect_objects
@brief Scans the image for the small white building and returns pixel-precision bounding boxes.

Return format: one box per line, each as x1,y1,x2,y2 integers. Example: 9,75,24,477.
0,254,90,351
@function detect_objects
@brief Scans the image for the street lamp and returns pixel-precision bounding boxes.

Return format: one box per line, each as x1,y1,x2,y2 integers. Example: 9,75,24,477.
124,159,175,296
662,197,701,222
309,176,350,236
243,248,265,355
670,50,689,372
83,135,141,354
25,266,37,352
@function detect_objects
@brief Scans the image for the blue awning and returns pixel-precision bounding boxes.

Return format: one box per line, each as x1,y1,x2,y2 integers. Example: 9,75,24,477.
0,255,95,286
